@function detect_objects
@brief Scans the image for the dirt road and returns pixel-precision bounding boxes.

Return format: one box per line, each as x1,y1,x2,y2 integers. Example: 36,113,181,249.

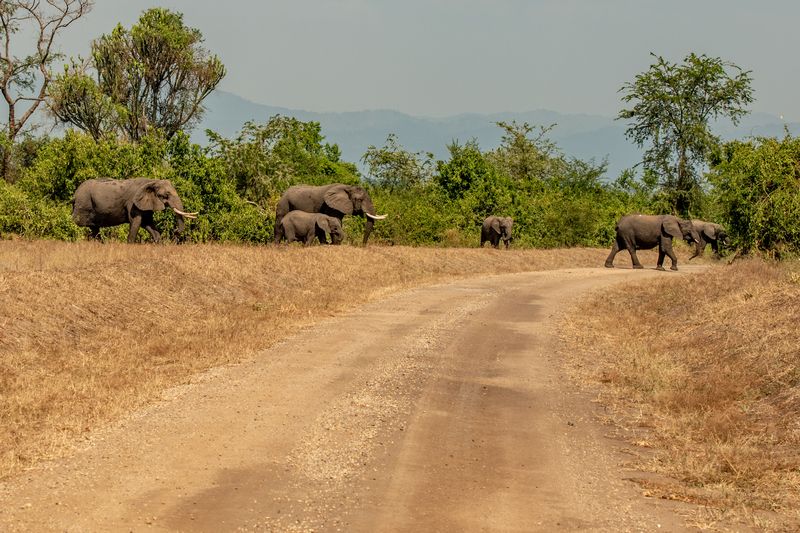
0,267,703,532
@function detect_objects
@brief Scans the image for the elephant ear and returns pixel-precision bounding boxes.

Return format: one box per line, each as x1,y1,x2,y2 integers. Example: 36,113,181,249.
324,185,354,215
491,218,501,233
316,216,332,234
703,224,718,240
133,183,165,212
661,217,682,238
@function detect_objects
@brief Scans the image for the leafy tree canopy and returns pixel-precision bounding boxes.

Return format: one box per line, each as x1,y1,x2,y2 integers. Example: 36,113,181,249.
49,8,225,141
361,133,434,191
618,52,753,216
0,0,93,180
486,121,561,184
708,133,800,256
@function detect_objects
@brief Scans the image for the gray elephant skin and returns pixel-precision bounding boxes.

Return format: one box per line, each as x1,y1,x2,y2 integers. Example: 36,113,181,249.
72,178,197,243
688,219,730,259
481,216,513,249
605,214,700,271
277,211,344,246
274,183,386,245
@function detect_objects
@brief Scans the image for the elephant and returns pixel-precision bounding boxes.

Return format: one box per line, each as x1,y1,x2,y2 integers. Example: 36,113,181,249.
277,211,344,246
274,183,386,245
604,214,700,271
72,178,197,243
688,219,730,259
481,216,513,249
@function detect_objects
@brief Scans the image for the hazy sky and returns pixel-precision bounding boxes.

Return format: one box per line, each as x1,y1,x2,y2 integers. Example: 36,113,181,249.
50,0,800,119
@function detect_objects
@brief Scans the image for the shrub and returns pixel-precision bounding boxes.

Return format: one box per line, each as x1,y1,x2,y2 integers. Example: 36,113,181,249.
708,136,800,256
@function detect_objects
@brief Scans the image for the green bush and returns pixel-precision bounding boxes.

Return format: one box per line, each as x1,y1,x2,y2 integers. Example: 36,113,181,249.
0,181,82,240
708,136,800,256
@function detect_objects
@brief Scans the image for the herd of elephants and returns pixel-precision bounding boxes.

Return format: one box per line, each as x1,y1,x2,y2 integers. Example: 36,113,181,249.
71,178,729,270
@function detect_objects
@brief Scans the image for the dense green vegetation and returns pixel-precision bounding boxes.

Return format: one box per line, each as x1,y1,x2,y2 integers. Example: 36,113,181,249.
0,117,656,247
0,6,798,256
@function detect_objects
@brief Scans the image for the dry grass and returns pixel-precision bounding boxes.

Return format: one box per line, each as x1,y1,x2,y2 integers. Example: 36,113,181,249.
563,258,800,531
0,239,613,479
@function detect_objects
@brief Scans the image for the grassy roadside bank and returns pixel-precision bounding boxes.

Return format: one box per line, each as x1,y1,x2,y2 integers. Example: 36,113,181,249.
1,240,625,479
563,259,800,531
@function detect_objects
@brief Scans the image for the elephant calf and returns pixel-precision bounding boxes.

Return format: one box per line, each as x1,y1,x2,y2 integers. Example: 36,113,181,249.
688,219,730,259
605,214,700,271
277,211,344,246
481,216,513,249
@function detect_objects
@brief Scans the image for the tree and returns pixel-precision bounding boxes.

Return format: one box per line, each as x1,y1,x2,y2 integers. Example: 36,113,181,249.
361,133,433,191
49,8,225,141
486,121,560,183
618,52,753,216
707,134,800,255
0,0,92,180
435,138,489,199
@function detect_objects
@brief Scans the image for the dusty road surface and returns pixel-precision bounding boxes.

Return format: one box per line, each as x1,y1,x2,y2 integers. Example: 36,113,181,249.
0,266,706,532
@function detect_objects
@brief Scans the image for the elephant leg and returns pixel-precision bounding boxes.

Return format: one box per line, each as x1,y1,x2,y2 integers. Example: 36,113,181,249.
315,227,328,245
144,225,161,243
127,215,142,243
711,241,719,257
142,214,160,243
283,226,296,244
303,231,316,246
656,249,666,271
604,239,621,267
661,237,678,270
504,239,510,249
622,238,643,269
88,226,101,241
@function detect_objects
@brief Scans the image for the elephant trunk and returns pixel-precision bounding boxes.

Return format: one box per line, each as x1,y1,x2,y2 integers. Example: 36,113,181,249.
360,197,387,245
363,216,374,246
688,238,703,260
168,198,197,239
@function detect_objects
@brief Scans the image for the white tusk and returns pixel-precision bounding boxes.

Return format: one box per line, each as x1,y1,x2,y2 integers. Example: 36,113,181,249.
173,208,199,219
366,213,388,220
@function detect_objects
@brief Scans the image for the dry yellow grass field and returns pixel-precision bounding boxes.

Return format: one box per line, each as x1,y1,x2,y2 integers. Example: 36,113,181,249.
564,259,800,531
1,240,619,479
8,238,793,531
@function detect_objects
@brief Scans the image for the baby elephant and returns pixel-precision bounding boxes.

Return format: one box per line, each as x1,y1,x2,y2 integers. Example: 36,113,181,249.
605,214,699,271
481,216,514,249
277,211,344,246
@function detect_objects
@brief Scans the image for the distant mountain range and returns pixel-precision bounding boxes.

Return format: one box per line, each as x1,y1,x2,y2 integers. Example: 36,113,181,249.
195,90,800,180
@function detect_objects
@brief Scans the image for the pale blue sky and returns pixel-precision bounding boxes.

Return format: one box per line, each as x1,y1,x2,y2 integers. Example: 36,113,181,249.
52,1,800,119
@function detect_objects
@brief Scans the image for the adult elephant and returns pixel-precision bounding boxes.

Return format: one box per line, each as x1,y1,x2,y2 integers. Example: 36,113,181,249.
604,214,700,271
274,183,386,245
688,219,730,259
72,178,197,243
277,211,344,246
481,216,513,249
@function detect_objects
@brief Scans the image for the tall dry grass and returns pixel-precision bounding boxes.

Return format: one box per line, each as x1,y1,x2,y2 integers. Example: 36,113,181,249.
564,259,800,531
0,240,613,479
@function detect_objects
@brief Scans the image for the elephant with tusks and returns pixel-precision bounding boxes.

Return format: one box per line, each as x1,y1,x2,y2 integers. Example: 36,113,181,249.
72,178,197,243
274,183,386,245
